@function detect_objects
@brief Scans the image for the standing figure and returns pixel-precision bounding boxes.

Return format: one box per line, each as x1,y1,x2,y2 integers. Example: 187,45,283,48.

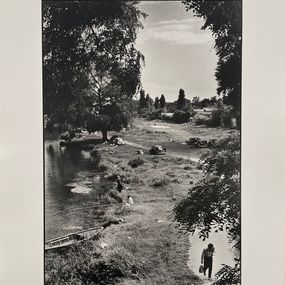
201,243,215,278
116,175,124,193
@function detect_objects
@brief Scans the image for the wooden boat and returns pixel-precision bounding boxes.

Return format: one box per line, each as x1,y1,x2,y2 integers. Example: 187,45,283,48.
45,226,104,251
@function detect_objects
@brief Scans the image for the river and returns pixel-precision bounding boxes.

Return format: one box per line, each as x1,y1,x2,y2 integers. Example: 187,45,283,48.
45,140,114,240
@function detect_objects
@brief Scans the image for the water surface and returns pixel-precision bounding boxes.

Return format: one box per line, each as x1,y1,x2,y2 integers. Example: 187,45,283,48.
45,140,113,240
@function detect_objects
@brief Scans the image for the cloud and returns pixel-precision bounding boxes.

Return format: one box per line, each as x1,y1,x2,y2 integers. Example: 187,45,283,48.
137,18,214,46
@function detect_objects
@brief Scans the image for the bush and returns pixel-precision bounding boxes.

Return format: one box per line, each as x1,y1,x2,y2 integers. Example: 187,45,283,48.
207,108,225,127
151,176,171,187
128,158,145,168
195,117,209,126
45,245,144,285
161,113,173,121
148,109,162,120
171,110,194,124
207,106,233,128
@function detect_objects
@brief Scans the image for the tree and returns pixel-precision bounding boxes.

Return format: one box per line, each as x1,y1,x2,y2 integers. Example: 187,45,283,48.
86,100,136,141
145,94,153,109
210,96,217,104
177,88,187,110
43,1,146,138
159,94,166,109
154,97,160,109
182,0,241,113
174,135,240,284
192,96,200,105
139,89,146,109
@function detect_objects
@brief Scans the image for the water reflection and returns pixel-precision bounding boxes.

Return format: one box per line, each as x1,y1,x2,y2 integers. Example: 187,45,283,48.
45,140,113,240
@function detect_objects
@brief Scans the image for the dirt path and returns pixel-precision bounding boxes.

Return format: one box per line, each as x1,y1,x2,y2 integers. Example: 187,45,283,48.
135,119,195,142
187,231,237,285
124,140,199,162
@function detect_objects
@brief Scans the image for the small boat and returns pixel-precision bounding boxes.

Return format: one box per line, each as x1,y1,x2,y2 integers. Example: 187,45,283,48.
45,226,104,251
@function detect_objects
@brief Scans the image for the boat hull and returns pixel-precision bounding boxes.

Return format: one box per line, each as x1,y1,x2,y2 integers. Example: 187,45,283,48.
45,227,103,251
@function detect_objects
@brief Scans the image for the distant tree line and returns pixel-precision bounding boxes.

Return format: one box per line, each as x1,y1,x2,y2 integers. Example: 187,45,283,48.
138,88,197,123
191,96,217,109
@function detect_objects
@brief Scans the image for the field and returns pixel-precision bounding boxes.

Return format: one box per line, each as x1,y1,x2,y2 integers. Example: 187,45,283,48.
45,117,235,285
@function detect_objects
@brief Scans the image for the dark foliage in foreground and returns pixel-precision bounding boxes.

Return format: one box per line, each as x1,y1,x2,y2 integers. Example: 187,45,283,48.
213,262,241,285
45,244,144,285
43,1,145,137
174,135,240,284
182,0,241,113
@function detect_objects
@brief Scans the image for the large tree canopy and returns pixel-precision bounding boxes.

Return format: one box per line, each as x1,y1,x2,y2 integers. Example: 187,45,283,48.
182,0,241,111
43,0,146,132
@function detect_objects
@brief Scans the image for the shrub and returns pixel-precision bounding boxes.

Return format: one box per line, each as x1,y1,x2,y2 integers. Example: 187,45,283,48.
161,113,173,121
207,108,226,127
128,157,145,168
195,117,209,126
45,245,144,285
171,110,194,124
206,106,236,128
148,109,162,120
151,176,171,187
108,190,123,203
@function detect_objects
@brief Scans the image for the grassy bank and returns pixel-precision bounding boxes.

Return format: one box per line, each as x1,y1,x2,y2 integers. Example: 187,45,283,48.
46,143,206,284
45,119,233,284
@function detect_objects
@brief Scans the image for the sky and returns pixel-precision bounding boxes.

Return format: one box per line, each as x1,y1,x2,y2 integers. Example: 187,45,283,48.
135,1,218,102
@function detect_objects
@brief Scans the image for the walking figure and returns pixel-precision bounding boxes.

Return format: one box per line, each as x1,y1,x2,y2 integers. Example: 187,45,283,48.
201,243,215,278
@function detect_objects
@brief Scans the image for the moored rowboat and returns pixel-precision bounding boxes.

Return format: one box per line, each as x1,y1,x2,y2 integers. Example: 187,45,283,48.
45,226,103,251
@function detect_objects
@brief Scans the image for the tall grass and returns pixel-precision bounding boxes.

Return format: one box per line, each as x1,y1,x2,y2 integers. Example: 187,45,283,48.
45,244,144,285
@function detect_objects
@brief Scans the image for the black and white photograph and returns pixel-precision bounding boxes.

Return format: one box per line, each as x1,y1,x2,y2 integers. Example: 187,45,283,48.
2,0,285,284
43,1,241,284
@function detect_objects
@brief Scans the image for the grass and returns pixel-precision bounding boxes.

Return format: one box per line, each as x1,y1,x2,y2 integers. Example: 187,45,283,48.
45,118,231,285
151,175,171,187
128,157,145,168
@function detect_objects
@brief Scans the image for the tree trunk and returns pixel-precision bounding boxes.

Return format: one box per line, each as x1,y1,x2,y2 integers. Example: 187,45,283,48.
102,130,108,141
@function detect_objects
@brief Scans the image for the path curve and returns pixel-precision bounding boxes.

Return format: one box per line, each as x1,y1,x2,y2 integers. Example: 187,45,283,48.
124,140,199,163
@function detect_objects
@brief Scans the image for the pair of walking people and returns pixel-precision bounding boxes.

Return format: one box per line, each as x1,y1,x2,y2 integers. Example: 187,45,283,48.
201,243,215,279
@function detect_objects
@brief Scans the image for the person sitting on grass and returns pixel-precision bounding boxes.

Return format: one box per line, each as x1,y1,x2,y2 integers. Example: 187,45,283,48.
201,243,215,279
127,195,134,205
116,175,124,193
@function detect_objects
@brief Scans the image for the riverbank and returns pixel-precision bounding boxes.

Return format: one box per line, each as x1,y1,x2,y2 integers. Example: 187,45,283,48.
45,119,234,284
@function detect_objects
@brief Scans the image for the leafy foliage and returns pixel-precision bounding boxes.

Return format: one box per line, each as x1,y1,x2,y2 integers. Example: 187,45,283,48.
149,109,162,120
160,94,166,109
172,110,193,124
43,1,146,133
139,89,146,109
139,92,154,114
213,262,241,285
174,134,240,246
154,97,160,110
174,134,240,283
86,100,136,140
182,0,241,112
177,88,187,110
194,117,209,126
145,94,153,109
